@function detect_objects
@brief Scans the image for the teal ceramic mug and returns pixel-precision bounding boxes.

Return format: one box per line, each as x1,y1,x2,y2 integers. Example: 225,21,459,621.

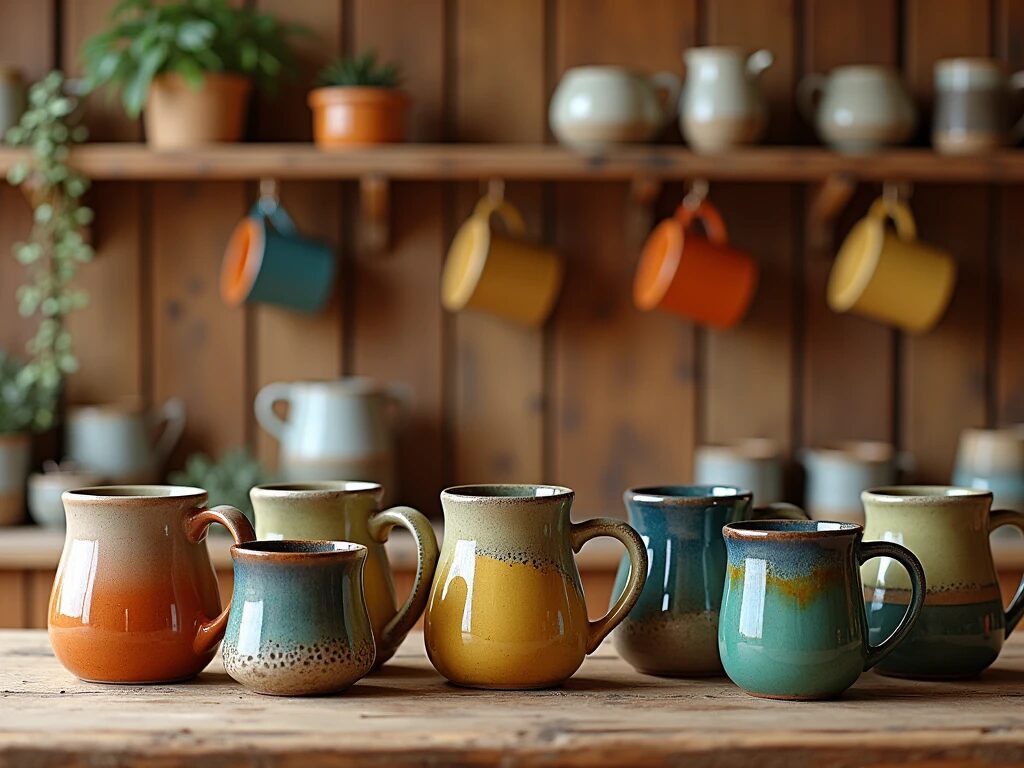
719,519,926,700
220,199,335,313
222,540,376,696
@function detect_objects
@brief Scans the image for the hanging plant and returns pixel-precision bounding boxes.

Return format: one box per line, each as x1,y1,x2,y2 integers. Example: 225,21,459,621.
4,70,93,431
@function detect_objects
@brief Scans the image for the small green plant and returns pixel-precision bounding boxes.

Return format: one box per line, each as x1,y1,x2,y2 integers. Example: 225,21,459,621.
5,71,93,432
81,0,304,118
317,51,401,88
0,351,49,435
169,448,267,522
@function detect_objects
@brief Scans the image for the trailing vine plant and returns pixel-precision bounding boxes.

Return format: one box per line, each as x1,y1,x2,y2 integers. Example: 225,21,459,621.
4,71,93,431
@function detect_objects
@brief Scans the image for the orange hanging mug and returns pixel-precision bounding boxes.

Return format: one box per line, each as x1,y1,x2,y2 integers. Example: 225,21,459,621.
633,201,757,328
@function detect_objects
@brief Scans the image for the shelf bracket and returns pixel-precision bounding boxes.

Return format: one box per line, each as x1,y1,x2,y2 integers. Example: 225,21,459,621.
808,173,856,251
358,174,390,255
627,175,662,251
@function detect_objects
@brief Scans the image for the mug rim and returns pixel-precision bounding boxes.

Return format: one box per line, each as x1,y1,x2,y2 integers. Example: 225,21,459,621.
62,484,207,502
862,485,992,503
724,519,861,539
231,539,367,563
251,481,383,498
626,485,752,506
696,437,781,460
442,484,573,502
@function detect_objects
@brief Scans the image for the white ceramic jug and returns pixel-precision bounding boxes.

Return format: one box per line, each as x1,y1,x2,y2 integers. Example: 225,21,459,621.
255,378,402,494
680,47,773,153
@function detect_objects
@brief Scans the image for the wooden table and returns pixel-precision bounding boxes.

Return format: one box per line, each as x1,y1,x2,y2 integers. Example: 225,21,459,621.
3,631,1024,766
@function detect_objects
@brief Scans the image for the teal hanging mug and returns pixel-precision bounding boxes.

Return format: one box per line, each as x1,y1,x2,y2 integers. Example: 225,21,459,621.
221,197,335,313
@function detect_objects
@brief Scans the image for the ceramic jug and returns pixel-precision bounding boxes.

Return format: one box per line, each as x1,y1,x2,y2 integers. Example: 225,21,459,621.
801,441,905,523
680,47,773,153
48,485,255,683
255,378,401,494
861,486,1024,679
66,399,186,484
549,66,681,149
425,484,648,689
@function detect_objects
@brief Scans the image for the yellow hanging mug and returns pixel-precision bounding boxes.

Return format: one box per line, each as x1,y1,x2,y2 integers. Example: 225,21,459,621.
827,198,956,333
441,197,564,327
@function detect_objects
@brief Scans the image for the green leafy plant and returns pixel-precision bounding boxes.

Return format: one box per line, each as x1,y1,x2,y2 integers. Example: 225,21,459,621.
317,51,401,88
169,448,267,522
0,351,49,435
81,0,304,118
5,71,93,432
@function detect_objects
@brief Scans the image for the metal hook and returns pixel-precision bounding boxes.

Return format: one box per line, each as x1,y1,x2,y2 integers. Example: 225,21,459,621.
258,177,280,213
683,178,709,210
486,178,505,205
882,180,912,207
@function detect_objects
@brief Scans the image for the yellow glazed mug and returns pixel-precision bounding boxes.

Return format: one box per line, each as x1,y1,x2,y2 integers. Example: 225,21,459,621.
441,197,564,327
827,198,956,333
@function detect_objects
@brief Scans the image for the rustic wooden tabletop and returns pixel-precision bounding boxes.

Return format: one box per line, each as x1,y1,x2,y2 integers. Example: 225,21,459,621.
2,629,1024,766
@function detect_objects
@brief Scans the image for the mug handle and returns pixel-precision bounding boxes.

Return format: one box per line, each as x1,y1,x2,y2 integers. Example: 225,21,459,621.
252,199,297,235
989,509,1024,635
368,505,440,650
752,502,809,520
570,518,648,654
746,49,774,77
1008,70,1024,141
473,196,527,236
650,71,682,123
675,200,729,246
186,505,256,655
858,540,927,671
796,73,826,121
868,197,917,241
254,382,292,441
152,397,186,467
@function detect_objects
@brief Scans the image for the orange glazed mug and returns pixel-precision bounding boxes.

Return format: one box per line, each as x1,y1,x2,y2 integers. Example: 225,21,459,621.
633,200,757,328
48,486,255,683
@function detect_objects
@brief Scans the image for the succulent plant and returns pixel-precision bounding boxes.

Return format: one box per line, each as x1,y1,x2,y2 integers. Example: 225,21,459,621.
169,447,267,523
317,51,401,88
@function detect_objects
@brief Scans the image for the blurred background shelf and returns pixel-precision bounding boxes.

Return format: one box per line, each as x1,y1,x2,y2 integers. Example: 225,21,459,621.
2,143,1024,181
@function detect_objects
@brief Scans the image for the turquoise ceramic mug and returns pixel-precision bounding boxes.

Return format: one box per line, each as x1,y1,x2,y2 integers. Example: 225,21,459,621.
719,519,926,700
220,199,335,313
222,540,376,696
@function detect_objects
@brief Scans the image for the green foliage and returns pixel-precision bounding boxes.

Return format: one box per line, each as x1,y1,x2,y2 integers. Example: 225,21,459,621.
317,51,401,88
4,71,93,433
0,351,50,435
169,448,267,522
82,0,305,118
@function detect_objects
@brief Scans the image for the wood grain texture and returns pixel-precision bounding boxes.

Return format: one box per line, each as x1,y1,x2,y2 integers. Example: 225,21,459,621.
800,0,898,447
0,573,26,629
6,630,1024,766
451,1,547,486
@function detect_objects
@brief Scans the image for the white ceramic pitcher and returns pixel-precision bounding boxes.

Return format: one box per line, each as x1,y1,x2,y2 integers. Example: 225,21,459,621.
255,378,402,494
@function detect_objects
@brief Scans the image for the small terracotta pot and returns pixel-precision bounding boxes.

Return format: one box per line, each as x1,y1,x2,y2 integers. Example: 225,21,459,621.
144,72,252,148
308,87,408,147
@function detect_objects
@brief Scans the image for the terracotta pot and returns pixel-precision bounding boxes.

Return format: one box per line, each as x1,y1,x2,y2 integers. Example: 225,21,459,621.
308,87,408,147
144,72,252,148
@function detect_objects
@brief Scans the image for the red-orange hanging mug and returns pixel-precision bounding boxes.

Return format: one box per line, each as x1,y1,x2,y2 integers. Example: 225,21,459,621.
633,201,757,328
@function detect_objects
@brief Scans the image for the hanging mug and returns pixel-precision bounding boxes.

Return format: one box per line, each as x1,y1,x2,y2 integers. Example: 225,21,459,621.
441,196,564,328
220,197,335,313
634,199,757,328
827,198,956,333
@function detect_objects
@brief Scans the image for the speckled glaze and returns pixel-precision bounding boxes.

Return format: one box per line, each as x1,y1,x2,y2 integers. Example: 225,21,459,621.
612,486,806,677
251,482,438,666
861,486,1024,679
48,486,255,683
720,520,925,700
425,485,648,689
222,540,376,696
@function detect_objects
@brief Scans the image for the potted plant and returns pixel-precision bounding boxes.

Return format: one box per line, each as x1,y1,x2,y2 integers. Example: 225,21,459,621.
0,352,45,525
309,51,407,147
169,448,267,527
81,0,301,148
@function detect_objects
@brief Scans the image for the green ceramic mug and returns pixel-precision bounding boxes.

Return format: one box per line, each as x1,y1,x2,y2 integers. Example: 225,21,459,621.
220,199,335,313
719,519,926,700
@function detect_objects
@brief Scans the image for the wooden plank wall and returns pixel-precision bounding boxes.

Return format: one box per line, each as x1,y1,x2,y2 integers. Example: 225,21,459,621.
0,0,1022,519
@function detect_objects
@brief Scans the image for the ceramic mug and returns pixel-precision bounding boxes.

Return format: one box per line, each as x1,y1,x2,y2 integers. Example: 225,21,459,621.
221,198,335,313
799,65,916,153
827,197,956,333
612,486,806,677
801,441,905,523
222,540,377,696
441,196,564,327
250,481,438,666
634,200,757,328
862,486,1024,679
0,432,31,526
28,464,104,529
934,58,1024,154
693,439,784,504
681,47,773,152
549,66,680,148
720,519,926,700
425,484,648,689
66,399,186,484
953,426,1024,511
49,485,255,683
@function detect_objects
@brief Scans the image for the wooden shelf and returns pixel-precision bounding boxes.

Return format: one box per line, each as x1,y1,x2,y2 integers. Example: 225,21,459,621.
1,143,1023,181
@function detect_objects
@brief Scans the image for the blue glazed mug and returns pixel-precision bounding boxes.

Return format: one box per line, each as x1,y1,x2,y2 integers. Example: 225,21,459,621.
611,485,806,677
220,199,335,313
719,519,926,700
221,540,376,696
